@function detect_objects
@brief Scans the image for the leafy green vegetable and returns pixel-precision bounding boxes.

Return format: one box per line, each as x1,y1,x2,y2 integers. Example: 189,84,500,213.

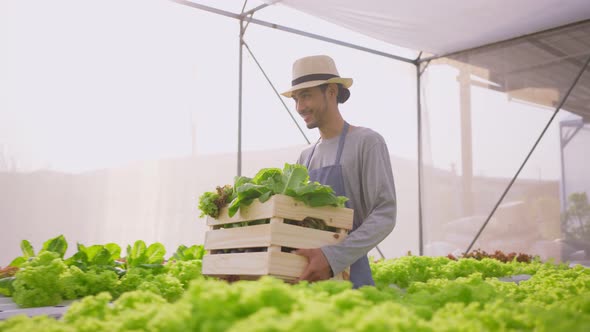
0,276,15,296
198,191,220,218
59,265,119,300
7,256,26,268
2,256,590,331
172,245,205,262
166,260,203,288
12,251,67,307
200,163,348,218
198,185,235,218
8,236,68,268
65,243,122,271
125,241,166,268
8,240,35,267
41,235,68,258
20,240,35,258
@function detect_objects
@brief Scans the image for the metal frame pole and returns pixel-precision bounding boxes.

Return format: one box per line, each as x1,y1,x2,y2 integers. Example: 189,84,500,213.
171,1,414,64
237,18,244,176
416,61,424,256
559,123,567,211
242,41,310,144
559,118,585,211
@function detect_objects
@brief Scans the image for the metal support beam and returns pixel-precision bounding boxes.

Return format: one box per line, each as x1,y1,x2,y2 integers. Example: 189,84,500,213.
416,62,424,256
171,0,414,63
237,16,245,176
172,0,242,20
241,3,269,18
559,118,584,211
562,122,583,148
458,68,474,217
559,123,567,211
242,41,310,144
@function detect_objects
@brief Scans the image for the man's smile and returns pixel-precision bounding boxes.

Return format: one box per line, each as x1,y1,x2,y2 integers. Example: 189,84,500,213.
300,111,312,122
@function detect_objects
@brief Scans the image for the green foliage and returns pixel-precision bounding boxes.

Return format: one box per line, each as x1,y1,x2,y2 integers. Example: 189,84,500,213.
2,236,202,309
8,235,68,267
2,257,590,331
12,251,67,307
41,235,68,258
562,192,590,242
166,259,203,288
0,314,75,332
3,239,590,331
171,244,205,261
198,191,221,218
65,243,121,272
199,163,349,218
59,266,119,300
136,274,184,302
198,185,235,218
0,276,15,296
370,255,545,289
125,240,166,268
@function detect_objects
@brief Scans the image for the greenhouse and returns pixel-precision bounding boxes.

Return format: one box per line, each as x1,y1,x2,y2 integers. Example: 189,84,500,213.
1,0,589,330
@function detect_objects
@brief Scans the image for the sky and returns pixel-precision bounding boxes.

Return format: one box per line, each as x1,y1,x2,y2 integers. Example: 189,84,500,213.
0,0,572,180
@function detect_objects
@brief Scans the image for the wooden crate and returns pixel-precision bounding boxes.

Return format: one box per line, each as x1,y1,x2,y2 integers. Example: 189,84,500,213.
202,194,353,282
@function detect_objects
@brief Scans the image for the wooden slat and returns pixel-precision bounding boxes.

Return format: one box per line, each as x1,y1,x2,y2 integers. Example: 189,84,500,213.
202,251,349,281
273,195,353,230
267,252,349,281
267,251,307,278
204,224,271,250
204,221,347,250
206,195,353,230
206,199,275,226
270,223,346,249
202,252,269,276
268,217,283,253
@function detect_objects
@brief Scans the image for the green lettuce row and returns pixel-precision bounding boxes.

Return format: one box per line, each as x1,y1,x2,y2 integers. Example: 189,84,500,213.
2,270,589,332
370,255,568,289
0,236,205,308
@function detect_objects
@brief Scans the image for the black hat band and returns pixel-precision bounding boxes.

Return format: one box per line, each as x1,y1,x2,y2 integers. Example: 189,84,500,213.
292,73,339,86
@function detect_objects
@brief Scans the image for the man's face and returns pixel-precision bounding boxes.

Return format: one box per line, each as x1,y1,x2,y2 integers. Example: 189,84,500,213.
292,86,329,129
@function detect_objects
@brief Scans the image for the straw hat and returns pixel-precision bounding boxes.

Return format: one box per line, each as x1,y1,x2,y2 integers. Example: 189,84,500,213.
281,55,352,102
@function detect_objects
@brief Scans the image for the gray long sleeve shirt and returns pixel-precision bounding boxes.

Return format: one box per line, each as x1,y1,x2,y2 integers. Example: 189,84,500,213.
297,125,397,275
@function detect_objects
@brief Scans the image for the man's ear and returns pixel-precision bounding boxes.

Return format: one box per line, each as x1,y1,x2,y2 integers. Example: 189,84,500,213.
329,83,338,98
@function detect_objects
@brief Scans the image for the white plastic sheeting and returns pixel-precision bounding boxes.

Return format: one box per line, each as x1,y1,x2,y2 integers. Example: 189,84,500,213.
264,0,590,55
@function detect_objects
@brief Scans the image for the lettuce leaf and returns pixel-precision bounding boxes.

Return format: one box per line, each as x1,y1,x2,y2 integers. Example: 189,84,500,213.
221,163,347,217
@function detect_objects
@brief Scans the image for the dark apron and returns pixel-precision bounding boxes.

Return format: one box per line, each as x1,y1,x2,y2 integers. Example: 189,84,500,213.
305,122,374,288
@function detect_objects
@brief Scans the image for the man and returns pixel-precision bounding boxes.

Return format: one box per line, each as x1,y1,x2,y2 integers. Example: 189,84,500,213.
281,55,397,288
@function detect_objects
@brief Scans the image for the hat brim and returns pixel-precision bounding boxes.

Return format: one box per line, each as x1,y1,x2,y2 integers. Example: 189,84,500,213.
281,77,352,98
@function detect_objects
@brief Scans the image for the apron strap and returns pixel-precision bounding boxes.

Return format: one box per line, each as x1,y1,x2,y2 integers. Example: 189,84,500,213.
305,121,349,168
334,122,349,165
305,139,319,169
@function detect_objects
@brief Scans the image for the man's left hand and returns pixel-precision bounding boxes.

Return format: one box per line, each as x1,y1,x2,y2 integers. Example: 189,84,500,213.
294,248,333,282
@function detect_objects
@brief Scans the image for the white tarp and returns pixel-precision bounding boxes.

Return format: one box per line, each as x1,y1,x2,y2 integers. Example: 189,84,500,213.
265,0,590,55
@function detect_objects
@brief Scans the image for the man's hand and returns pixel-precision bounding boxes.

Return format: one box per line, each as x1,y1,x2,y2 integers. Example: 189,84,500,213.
294,248,333,282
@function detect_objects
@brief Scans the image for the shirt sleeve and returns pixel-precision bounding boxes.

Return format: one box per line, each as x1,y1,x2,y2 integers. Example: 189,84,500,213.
320,140,397,275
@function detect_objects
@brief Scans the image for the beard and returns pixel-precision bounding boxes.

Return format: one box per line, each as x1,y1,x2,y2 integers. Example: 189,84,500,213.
304,93,329,129
306,121,318,129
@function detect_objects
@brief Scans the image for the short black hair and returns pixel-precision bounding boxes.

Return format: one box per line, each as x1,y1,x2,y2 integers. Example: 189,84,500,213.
319,83,350,103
